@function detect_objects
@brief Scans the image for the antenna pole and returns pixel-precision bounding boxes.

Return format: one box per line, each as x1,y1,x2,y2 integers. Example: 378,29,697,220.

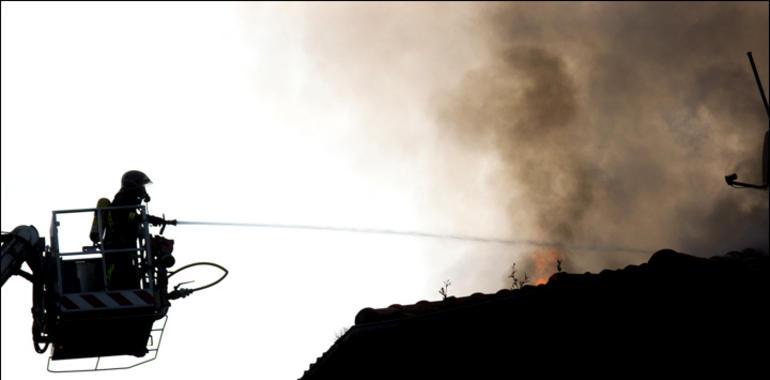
747,52,770,119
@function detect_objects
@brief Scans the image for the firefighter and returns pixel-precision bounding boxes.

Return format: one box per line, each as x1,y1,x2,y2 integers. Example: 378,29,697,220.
103,170,165,290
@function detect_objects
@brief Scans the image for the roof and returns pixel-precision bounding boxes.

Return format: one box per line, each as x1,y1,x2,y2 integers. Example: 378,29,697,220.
300,249,769,379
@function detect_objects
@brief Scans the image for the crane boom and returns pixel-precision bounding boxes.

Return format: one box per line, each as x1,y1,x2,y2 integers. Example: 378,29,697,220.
1,225,43,287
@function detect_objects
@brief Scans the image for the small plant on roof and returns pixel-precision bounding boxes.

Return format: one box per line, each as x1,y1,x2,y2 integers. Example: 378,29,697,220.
509,262,529,289
334,326,349,341
438,279,452,300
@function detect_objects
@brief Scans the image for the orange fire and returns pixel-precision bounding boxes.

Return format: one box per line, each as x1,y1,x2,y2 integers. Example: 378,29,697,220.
530,249,562,285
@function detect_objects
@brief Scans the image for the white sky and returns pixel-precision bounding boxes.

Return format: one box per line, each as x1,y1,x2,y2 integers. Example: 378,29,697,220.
1,3,532,379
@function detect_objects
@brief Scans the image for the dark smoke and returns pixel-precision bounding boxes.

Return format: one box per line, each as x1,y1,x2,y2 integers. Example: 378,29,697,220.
294,3,768,285
438,2,769,270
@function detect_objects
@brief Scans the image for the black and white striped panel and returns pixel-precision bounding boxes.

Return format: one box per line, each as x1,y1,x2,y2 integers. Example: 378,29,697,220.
60,290,155,311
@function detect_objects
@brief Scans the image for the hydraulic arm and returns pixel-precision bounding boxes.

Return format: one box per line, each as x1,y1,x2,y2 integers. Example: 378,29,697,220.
1,225,44,287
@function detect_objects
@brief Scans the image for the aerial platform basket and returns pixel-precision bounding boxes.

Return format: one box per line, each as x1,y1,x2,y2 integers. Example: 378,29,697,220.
42,205,172,370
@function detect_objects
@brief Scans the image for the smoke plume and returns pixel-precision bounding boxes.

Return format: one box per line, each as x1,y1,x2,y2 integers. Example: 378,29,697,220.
439,3,768,271
294,3,768,285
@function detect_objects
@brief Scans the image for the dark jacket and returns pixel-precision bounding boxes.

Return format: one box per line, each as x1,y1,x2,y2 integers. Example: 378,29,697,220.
104,186,146,249
103,185,160,290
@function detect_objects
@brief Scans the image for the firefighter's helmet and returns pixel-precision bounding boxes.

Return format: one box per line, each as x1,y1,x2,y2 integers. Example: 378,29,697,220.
121,170,152,189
